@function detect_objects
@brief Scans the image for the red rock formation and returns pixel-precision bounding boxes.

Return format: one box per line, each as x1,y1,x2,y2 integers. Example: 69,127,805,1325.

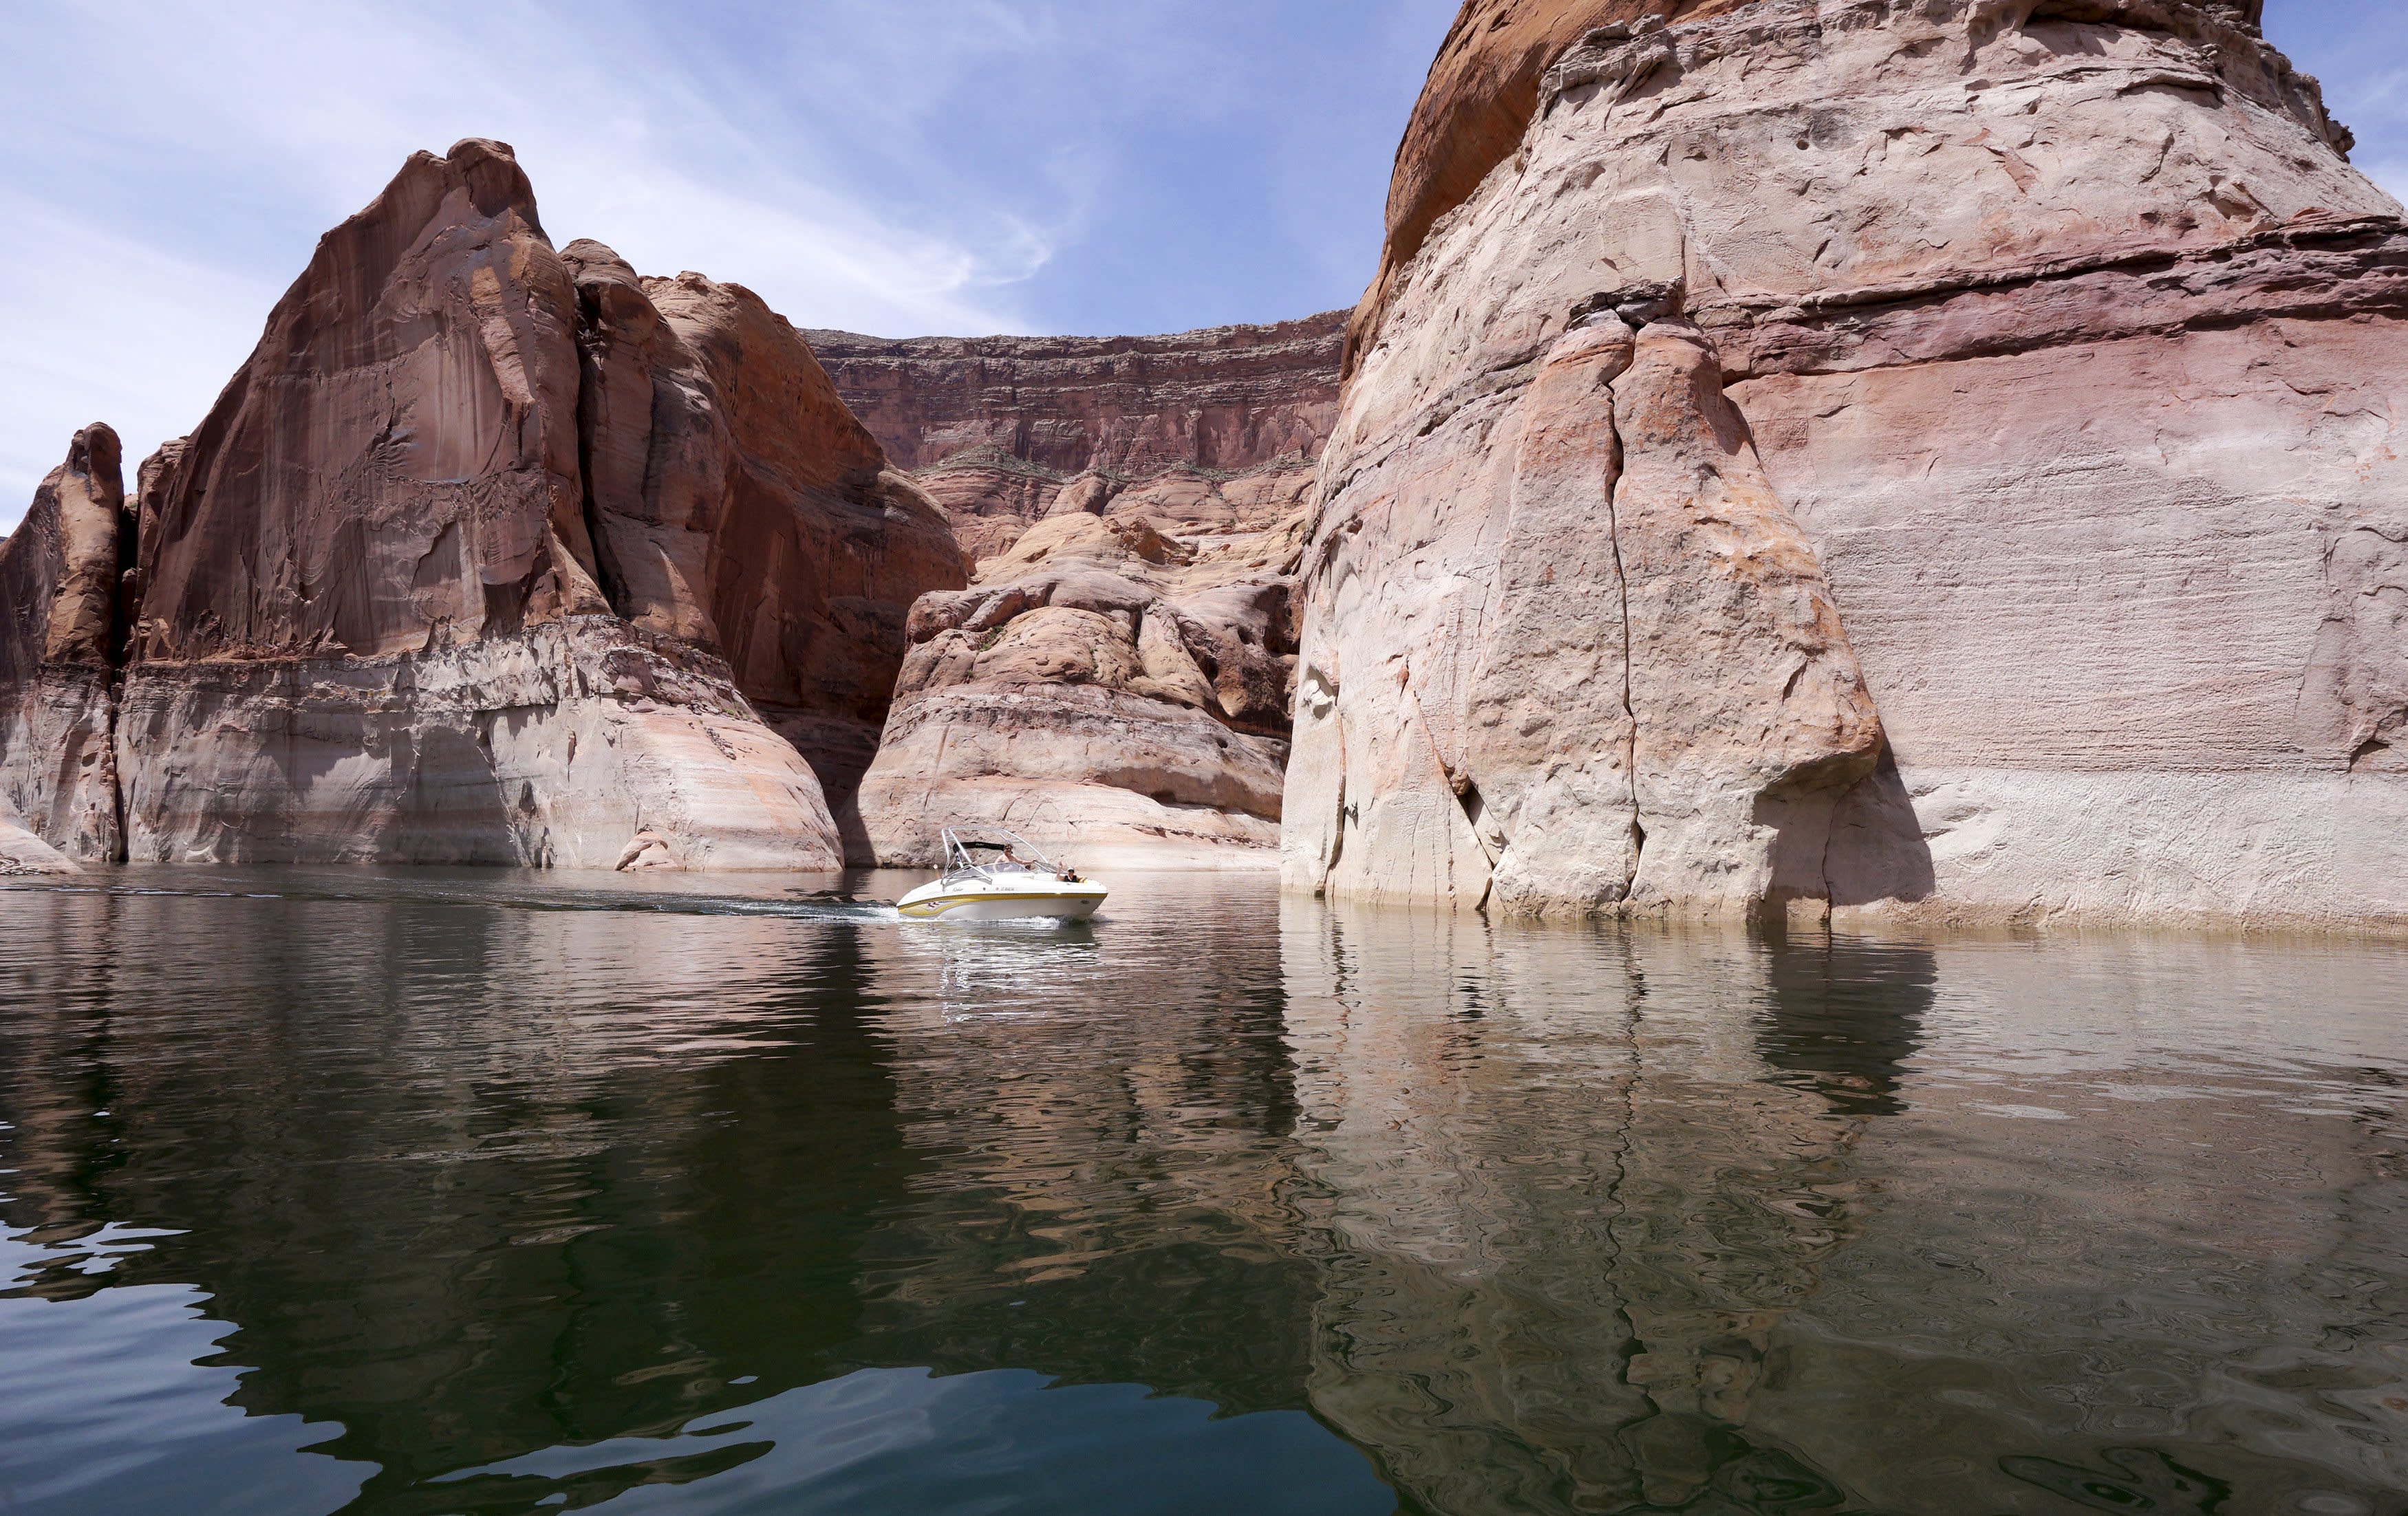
810,316,1344,565
563,244,965,814
0,140,964,869
855,510,1304,869
1351,0,1745,378
0,425,126,861
1352,0,2281,375
825,316,1341,867
823,321,1337,866
1291,0,2407,929
131,140,604,664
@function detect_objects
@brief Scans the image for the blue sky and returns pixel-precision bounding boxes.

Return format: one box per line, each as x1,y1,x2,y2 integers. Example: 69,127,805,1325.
1,0,2400,528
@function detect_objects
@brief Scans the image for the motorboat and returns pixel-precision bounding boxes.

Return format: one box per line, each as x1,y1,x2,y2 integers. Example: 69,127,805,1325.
896,828,1107,922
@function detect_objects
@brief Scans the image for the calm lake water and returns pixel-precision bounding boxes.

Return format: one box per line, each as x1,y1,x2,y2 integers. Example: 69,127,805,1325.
2,870,2406,1516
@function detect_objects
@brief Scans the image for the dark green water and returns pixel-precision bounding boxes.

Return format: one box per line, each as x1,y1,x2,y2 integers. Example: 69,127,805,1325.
3,869,2406,1516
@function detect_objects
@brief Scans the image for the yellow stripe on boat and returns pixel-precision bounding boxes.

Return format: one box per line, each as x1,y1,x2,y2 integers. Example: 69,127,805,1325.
896,891,1104,918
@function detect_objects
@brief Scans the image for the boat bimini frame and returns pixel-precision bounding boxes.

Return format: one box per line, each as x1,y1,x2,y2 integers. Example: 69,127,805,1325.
896,827,1108,922
937,826,1070,883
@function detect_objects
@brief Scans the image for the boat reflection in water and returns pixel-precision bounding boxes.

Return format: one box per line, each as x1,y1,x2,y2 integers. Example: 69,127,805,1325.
1,869,2404,1514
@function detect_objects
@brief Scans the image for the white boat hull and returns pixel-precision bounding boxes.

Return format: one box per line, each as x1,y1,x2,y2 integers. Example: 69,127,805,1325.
896,882,1108,922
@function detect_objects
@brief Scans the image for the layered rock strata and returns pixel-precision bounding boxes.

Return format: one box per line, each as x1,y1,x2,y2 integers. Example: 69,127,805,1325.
0,139,963,869
810,317,1344,565
1291,0,2408,928
824,318,1342,867
855,505,1304,868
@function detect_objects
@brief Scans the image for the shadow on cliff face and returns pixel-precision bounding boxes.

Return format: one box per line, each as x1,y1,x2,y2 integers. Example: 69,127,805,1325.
1753,743,1935,918
1820,746,1937,909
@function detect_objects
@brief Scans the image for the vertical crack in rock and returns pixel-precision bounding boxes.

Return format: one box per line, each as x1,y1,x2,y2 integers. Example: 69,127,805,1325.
1296,0,2408,927
1454,316,1641,914
1602,346,1644,891
104,672,129,865
1606,318,1883,918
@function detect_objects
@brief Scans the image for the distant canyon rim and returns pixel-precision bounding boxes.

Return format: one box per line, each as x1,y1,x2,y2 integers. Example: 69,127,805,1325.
3,0,2403,933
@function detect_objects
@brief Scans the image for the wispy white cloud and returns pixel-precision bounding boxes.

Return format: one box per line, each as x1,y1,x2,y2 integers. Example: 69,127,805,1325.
14,0,2389,534
0,191,280,521
0,0,1090,522
2264,3,2408,204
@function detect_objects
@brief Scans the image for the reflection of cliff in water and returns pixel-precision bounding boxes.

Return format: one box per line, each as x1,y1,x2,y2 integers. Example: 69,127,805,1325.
1279,902,1933,1513
843,892,1324,1414
1,879,1939,1512
0,874,1356,1506
9,878,2406,1515
0,880,932,1506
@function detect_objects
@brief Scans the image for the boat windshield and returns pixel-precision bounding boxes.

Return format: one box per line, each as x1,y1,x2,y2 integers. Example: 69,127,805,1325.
938,827,1069,882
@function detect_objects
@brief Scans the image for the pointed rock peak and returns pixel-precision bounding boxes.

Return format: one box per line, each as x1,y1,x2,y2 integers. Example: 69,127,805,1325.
560,239,658,336
3,422,130,671
324,137,548,280
135,436,190,500
441,136,541,225
63,423,125,496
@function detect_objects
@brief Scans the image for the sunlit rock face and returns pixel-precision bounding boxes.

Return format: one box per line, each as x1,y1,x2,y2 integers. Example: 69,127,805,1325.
0,424,126,863
824,321,1343,867
854,510,1305,869
1289,0,2408,928
561,244,968,823
0,140,965,869
0,805,77,876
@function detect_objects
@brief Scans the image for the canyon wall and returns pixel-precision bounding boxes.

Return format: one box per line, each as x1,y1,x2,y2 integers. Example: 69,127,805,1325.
1289,0,2408,929
811,317,1343,564
0,140,964,870
0,424,126,864
824,321,1344,866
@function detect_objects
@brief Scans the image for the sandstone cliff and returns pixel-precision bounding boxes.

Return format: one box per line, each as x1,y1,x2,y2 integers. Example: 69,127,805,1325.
854,509,1304,868
0,140,964,870
810,317,1343,565
0,424,127,863
0,803,78,876
824,318,1342,867
562,246,968,820
1291,0,2408,929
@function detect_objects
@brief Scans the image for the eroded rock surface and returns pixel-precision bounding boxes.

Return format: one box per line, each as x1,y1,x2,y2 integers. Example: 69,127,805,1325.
1293,0,2408,928
115,622,835,868
826,317,1337,867
810,317,1343,566
854,504,1303,869
562,244,965,819
0,801,78,876
0,140,964,870
0,425,127,862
